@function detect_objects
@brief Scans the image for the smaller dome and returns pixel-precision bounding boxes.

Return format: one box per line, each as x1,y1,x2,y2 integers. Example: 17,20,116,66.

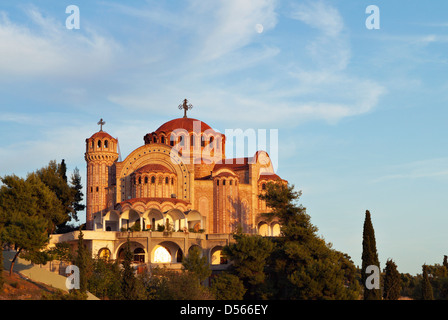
134,164,172,174
88,131,116,141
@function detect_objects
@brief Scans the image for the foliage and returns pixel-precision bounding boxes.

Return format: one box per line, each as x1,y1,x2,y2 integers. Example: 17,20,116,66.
210,272,246,300
74,230,93,294
257,181,361,300
70,167,85,218
35,160,85,231
361,210,381,300
383,259,401,300
47,242,73,262
182,246,211,283
223,232,274,299
147,267,213,300
0,174,63,275
422,264,434,300
120,238,147,299
88,257,123,300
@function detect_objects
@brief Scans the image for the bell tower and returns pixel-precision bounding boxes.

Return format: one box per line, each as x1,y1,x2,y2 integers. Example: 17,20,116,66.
85,119,119,230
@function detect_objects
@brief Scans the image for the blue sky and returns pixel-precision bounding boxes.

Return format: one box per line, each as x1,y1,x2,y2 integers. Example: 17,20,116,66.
0,0,447,275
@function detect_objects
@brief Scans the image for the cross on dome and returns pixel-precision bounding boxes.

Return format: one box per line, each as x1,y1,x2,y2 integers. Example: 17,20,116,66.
178,99,193,118
97,118,105,131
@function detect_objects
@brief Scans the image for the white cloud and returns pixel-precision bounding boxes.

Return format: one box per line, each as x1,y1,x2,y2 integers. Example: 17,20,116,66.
372,158,448,183
0,7,119,80
194,0,278,61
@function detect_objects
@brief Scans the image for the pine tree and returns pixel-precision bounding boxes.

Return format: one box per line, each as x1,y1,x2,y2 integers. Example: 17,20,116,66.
422,264,434,300
223,232,274,299
361,210,381,300
70,167,85,222
383,259,401,300
182,246,211,284
211,272,246,300
120,237,146,300
258,182,361,300
74,229,92,297
0,174,63,275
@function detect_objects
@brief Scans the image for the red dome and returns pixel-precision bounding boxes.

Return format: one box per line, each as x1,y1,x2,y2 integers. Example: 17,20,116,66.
155,118,214,134
134,164,172,174
88,131,116,141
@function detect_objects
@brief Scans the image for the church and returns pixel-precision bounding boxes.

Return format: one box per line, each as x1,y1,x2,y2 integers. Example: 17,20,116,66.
50,99,286,271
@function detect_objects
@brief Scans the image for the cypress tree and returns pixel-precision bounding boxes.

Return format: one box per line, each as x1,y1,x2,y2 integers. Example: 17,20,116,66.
120,237,143,300
74,229,92,297
422,264,434,300
361,210,381,300
383,259,401,300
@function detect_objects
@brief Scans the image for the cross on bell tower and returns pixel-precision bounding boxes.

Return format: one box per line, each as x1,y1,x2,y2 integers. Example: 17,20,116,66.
97,118,105,131
178,99,193,118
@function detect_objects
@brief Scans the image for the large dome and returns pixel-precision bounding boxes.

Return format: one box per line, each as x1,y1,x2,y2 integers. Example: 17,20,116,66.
155,117,214,134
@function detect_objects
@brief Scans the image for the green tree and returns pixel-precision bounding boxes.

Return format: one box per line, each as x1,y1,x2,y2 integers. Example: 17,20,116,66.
74,229,93,296
120,238,146,300
422,264,434,300
182,246,211,284
148,267,213,300
223,232,274,299
259,181,361,300
383,259,401,300
0,174,64,275
361,210,381,300
210,272,246,300
89,257,122,300
70,167,85,221
36,160,85,230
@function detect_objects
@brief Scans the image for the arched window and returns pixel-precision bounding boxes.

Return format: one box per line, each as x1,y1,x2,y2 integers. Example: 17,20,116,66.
190,135,195,147
170,134,176,146
144,177,148,184
161,136,165,144
209,136,214,145
153,136,157,143
171,177,174,185
97,140,101,148
98,248,111,260
151,176,156,184
201,135,206,147
104,140,108,148
134,248,145,263
165,177,169,184
262,183,266,190
138,177,141,184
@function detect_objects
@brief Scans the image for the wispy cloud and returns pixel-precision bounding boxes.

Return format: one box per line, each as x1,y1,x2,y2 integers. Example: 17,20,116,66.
0,6,119,79
372,158,448,183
